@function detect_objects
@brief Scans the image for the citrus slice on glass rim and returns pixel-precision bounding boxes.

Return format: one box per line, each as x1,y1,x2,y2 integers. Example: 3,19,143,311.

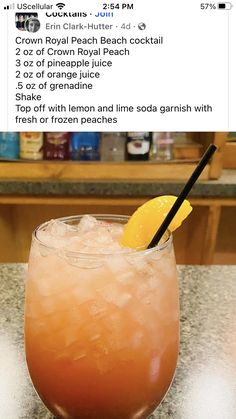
120,195,192,250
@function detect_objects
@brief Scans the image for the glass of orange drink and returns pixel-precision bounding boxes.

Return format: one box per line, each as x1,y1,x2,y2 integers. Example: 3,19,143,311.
25,214,179,419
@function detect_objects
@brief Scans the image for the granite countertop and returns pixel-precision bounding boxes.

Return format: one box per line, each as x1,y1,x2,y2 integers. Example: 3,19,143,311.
1,264,236,418
0,170,235,198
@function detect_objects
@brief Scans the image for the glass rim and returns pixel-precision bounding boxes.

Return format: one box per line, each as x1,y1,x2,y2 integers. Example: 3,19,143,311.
33,214,173,258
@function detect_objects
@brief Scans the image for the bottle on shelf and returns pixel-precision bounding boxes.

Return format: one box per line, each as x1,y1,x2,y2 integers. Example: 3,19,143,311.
126,132,152,161
100,132,126,161
150,132,160,160
152,132,174,161
0,132,19,160
20,132,43,160
172,132,188,144
44,132,70,160
70,132,100,161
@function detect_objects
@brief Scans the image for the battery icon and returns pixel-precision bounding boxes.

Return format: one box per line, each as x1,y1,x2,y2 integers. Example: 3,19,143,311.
217,2,233,9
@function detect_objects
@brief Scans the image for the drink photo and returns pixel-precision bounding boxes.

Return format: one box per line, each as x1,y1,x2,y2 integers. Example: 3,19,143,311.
0,134,236,418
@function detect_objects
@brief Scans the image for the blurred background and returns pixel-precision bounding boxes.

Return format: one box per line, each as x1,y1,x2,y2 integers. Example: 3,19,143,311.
0,131,235,264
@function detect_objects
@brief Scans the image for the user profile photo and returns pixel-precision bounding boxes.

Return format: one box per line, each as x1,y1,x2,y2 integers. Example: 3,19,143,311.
25,17,40,33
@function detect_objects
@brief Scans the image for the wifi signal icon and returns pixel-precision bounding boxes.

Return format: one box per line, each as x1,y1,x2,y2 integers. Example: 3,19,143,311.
56,2,65,9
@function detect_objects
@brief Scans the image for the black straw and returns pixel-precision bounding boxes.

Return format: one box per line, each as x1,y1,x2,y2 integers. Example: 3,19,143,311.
147,144,217,249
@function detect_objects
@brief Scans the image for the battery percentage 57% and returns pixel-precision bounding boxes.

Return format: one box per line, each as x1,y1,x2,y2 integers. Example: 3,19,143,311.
200,3,216,9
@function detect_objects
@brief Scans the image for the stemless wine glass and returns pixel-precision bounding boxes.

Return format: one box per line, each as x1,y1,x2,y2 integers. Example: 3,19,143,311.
24,215,179,419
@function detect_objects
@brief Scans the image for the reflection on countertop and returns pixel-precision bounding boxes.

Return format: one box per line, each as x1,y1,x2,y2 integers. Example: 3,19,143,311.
0,264,236,418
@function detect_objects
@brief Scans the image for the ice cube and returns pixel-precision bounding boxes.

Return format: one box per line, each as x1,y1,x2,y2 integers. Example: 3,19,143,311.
91,344,113,374
106,255,132,275
99,285,132,308
97,283,123,306
129,257,154,276
95,231,113,245
107,223,124,240
59,251,103,269
36,230,68,250
48,220,69,236
128,300,155,328
38,243,53,257
77,215,98,233
36,230,55,247
150,256,177,284
65,229,113,254
104,313,129,352
116,271,134,283
146,276,158,290
150,250,163,262
72,285,94,305
115,292,132,308
87,300,107,318
135,282,150,299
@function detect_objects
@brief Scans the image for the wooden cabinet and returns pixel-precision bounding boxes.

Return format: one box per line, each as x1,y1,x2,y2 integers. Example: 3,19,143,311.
0,195,235,264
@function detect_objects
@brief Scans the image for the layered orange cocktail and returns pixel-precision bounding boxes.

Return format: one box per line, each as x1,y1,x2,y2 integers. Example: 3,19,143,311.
25,214,179,419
